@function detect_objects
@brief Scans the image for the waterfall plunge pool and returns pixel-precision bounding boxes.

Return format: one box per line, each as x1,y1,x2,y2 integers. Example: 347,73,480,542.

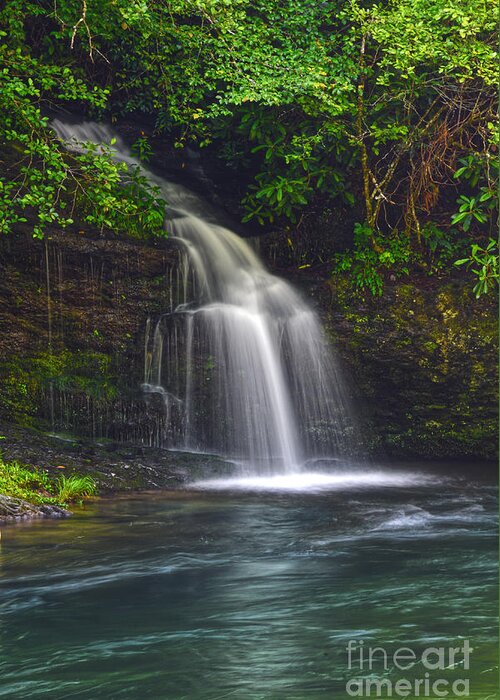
0,462,496,699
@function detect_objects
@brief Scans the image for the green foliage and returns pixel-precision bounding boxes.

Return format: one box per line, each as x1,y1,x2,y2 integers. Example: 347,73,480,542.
0,459,54,504
74,140,166,236
451,152,499,296
451,153,498,233
0,2,166,239
0,0,497,296
455,239,499,298
420,223,469,273
0,457,97,505
333,224,411,296
243,175,312,225
0,37,104,237
354,0,498,86
451,195,488,232
55,474,97,504
81,0,495,295
131,135,153,164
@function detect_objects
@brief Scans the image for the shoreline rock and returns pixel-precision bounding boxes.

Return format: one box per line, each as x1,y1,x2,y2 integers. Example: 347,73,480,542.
0,494,70,525
0,420,235,495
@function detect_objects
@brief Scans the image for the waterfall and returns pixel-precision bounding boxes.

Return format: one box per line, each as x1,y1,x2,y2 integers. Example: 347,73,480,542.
52,119,357,474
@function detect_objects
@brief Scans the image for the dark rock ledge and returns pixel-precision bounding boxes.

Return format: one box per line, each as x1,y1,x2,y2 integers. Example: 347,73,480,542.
0,494,70,525
0,420,234,524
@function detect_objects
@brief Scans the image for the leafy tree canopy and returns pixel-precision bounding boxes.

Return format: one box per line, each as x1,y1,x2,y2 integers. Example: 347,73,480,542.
0,0,497,294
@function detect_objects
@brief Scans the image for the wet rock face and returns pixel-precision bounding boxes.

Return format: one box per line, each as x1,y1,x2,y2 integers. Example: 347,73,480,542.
0,226,177,442
0,225,497,461
314,277,498,460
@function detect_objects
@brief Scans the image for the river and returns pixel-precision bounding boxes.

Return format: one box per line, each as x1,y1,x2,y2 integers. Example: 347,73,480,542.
0,463,496,699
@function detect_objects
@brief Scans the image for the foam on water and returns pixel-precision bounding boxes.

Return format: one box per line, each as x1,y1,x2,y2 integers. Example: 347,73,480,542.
190,469,436,493
373,503,495,532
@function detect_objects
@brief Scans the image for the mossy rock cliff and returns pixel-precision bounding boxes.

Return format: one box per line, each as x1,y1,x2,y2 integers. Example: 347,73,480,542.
315,276,498,459
0,226,176,442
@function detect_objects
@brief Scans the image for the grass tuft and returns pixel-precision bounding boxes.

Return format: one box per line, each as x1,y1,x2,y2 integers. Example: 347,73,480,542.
55,475,97,504
0,457,97,506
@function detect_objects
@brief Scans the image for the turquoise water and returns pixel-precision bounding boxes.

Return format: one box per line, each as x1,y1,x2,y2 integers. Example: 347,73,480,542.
0,464,497,699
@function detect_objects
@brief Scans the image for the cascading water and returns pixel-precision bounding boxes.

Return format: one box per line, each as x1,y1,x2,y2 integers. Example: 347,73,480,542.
52,120,357,475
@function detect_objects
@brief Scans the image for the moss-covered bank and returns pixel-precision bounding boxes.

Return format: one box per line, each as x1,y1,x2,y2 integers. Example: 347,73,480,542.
313,275,498,459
